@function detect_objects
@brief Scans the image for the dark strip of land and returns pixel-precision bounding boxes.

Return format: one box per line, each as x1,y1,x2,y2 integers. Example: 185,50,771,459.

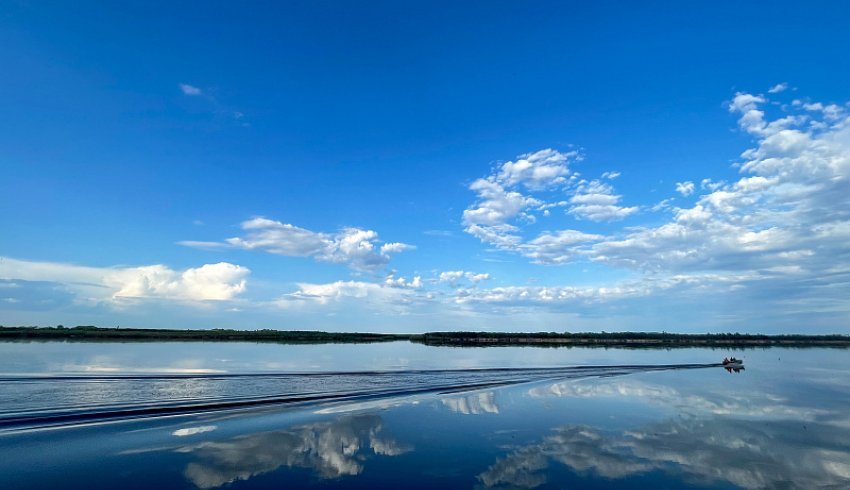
1,326,849,348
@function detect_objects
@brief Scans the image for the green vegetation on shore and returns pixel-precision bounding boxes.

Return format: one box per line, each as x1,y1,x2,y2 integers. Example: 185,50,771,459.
2,326,849,348
0,326,408,344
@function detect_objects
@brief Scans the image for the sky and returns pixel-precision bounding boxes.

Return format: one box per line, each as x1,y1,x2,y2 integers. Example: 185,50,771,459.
2,1,850,333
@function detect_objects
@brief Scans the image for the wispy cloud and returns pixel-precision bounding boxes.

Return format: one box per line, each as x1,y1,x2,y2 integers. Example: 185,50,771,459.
768,82,789,94
179,83,203,96
177,82,247,125
181,217,413,271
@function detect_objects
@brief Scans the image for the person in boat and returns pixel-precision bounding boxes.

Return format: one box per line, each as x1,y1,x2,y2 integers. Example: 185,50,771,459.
724,357,729,363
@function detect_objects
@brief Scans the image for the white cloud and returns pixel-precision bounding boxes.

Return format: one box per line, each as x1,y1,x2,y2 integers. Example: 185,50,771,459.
495,148,577,190
729,92,770,135
181,217,412,271
675,181,694,196
438,271,465,283
380,242,414,255
463,179,540,227
385,274,422,289
457,89,850,322
800,101,844,121
462,149,583,251
10,88,850,330
518,230,601,265
0,257,249,303
700,178,724,191
179,83,203,96
571,91,850,325
768,82,788,94
110,263,248,301
450,275,699,306
439,270,491,286
650,198,674,212
464,223,524,251
568,179,638,222
276,280,421,310
462,149,634,259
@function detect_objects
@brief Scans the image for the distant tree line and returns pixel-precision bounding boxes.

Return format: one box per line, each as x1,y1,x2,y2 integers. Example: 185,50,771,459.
1,326,848,347
0,326,411,344
416,331,850,347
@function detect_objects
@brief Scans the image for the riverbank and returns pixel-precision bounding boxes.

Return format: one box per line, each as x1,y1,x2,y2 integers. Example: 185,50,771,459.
2,326,849,348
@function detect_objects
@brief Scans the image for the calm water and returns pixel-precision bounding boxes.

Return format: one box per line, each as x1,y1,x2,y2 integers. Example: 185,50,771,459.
1,341,849,489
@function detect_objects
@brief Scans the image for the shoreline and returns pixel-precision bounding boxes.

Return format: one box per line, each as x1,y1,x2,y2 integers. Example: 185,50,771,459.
2,326,849,348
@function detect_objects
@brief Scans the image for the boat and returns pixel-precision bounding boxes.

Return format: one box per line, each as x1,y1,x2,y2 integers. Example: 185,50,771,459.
722,358,743,367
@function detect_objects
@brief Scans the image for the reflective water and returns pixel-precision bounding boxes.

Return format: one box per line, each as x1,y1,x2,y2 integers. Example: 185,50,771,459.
1,342,848,489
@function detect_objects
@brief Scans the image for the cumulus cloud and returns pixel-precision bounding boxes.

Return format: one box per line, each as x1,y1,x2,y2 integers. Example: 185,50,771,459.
495,148,577,190
700,178,724,191
0,257,249,304
109,263,248,301
675,181,695,196
590,91,849,281
462,146,637,262
181,217,412,271
13,87,850,328
517,230,601,265
568,179,638,222
439,270,491,286
172,89,850,326
385,273,422,289
462,149,583,250
453,88,850,324
463,179,541,227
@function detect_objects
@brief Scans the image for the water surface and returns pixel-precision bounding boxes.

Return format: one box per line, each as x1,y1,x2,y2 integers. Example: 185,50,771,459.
0,342,848,489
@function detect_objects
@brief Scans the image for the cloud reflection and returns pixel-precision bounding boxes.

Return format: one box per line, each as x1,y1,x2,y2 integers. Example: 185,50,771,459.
528,380,825,420
478,378,850,489
180,414,411,488
442,392,500,415
173,426,217,437
478,419,850,489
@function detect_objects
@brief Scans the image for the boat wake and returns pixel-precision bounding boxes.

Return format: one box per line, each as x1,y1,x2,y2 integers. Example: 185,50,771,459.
0,363,714,431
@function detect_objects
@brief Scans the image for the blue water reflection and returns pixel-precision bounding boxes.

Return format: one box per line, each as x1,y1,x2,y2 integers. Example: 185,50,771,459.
182,414,411,488
1,344,848,489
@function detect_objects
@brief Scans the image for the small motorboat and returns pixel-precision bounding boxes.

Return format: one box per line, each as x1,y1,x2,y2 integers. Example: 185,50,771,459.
722,357,743,367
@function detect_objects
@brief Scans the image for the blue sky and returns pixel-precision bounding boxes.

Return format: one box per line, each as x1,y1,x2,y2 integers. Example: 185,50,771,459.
2,1,850,333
